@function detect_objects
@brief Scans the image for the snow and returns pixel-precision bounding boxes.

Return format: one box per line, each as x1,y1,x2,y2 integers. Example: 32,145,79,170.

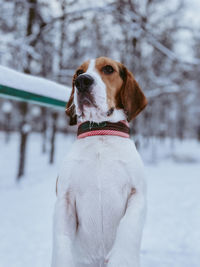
1,101,12,113
142,162,200,267
0,65,71,102
0,133,200,267
185,0,200,26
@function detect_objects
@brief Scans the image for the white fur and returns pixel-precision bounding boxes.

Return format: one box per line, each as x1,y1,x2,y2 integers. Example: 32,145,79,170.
51,136,146,267
52,58,146,266
74,59,126,123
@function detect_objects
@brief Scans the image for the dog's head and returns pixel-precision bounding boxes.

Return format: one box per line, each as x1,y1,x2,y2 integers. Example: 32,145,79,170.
66,57,147,125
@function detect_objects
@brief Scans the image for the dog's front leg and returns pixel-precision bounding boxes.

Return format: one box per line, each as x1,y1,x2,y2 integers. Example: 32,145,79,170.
51,192,77,267
106,186,146,267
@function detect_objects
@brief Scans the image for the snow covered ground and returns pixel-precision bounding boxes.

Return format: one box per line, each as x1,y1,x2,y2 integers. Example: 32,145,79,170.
0,132,200,267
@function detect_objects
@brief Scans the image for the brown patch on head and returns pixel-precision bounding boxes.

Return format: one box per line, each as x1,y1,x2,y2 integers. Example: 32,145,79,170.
65,60,90,125
66,57,147,124
94,57,147,121
95,57,124,109
117,65,147,121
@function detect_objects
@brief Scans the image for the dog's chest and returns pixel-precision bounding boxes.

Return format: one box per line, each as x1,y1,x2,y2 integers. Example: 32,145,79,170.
59,137,139,253
69,136,133,209
69,148,130,257
73,154,131,219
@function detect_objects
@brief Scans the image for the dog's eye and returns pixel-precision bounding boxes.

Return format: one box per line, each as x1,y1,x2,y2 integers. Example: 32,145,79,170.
102,65,114,74
76,69,84,76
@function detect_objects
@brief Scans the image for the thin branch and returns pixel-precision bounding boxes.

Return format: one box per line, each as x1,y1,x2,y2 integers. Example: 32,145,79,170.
118,4,200,66
146,86,180,99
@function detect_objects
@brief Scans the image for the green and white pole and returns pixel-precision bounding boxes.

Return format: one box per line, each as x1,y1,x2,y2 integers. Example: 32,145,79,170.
0,65,69,109
0,84,66,108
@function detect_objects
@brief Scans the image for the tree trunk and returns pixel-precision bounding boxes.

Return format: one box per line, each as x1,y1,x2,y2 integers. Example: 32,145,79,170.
4,113,11,143
17,123,29,179
49,112,58,164
41,107,47,153
17,103,28,180
17,0,37,180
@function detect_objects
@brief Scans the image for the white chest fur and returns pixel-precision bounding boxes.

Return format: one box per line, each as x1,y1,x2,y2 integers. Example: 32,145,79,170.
53,136,146,267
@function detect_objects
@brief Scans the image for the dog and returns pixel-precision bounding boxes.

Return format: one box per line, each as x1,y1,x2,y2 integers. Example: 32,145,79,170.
51,57,147,267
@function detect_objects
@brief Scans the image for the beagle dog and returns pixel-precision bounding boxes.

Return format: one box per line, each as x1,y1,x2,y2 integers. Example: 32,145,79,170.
51,57,147,267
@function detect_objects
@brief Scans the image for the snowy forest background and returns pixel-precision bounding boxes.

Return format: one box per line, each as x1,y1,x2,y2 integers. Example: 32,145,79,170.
0,0,200,175
0,0,200,178
0,1,200,267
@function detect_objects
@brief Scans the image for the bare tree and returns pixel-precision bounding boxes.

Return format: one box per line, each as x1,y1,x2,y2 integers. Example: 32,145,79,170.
17,0,37,179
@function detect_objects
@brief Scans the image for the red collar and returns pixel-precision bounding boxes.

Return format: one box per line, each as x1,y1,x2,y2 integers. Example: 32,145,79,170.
77,120,130,139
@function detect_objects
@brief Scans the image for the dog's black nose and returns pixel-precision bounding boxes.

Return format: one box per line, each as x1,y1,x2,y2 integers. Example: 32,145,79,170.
75,74,94,92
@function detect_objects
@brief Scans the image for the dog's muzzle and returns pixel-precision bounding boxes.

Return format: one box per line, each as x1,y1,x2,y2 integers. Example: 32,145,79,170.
75,74,94,93
75,74,96,110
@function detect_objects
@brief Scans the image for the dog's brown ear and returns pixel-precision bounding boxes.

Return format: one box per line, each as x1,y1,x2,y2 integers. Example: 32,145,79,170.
65,78,77,125
118,66,147,122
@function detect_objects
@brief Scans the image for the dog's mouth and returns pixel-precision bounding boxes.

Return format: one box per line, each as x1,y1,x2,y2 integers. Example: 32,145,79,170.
80,96,93,106
78,92,97,111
